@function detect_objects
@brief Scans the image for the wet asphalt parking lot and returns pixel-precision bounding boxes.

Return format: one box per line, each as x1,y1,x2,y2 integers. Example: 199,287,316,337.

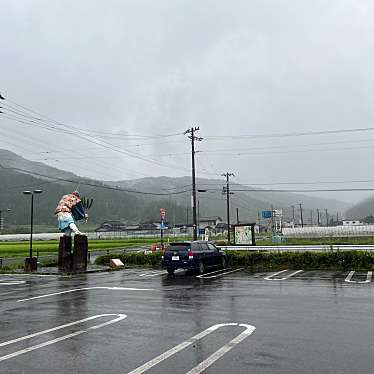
1,267,374,373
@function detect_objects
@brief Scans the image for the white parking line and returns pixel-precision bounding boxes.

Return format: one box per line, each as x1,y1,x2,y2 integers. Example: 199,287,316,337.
0,314,126,362
345,271,373,284
196,268,243,279
17,286,155,302
139,270,166,277
264,269,303,281
139,269,184,277
0,280,26,286
126,323,256,374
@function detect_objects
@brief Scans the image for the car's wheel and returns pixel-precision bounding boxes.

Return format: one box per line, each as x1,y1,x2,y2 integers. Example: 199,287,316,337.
167,268,175,275
197,261,205,275
221,257,227,269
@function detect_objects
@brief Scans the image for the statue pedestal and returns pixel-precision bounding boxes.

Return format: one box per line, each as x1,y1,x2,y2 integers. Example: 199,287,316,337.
73,235,88,271
58,235,87,272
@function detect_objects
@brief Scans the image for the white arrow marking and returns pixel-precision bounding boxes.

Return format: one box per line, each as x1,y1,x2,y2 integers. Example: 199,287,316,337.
0,314,127,362
126,323,256,374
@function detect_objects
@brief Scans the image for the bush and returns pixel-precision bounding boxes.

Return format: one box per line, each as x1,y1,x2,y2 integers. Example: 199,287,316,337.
95,252,162,267
225,250,374,270
95,250,374,271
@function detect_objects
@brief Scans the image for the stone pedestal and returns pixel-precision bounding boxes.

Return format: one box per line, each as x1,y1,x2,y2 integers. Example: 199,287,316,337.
73,235,88,271
58,235,88,272
58,236,73,272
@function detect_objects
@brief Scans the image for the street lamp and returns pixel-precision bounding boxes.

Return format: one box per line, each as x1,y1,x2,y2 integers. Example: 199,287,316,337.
0,208,11,233
23,189,43,272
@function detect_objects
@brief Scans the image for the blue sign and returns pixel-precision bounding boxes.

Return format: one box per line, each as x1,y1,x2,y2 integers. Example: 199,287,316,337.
198,228,205,235
262,210,273,219
160,220,166,229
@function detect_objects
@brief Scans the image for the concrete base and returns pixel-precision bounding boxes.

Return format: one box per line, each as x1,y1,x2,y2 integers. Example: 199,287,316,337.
73,235,88,271
24,257,37,272
58,235,88,272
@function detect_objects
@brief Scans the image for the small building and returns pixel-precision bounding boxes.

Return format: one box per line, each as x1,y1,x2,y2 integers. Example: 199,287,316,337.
199,216,222,229
95,221,128,232
342,220,364,226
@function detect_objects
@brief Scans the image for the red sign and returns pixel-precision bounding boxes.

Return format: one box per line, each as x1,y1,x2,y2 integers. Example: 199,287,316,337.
160,208,166,220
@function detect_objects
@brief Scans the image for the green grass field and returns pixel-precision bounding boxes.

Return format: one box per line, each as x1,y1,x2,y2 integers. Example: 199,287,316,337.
0,238,158,258
1,236,374,259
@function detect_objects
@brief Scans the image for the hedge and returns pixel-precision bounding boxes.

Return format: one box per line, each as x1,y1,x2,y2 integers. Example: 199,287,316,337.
95,252,162,267
95,250,374,271
224,250,374,270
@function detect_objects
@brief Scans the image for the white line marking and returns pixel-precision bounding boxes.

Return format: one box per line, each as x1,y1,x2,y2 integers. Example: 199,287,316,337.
17,286,154,302
345,271,373,284
139,271,165,277
0,281,26,286
139,269,184,277
0,314,126,362
264,269,288,280
186,323,256,374
0,273,62,278
126,323,256,374
196,268,243,279
264,269,303,281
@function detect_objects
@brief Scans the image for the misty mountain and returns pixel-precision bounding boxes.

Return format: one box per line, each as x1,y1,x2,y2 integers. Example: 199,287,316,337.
345,197,374,220
0,149,350,228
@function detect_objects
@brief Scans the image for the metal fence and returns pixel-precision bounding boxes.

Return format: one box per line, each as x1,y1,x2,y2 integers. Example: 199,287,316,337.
282,225,374,238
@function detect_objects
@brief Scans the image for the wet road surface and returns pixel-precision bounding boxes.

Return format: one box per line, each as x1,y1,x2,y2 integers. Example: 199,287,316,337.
1,268,374,373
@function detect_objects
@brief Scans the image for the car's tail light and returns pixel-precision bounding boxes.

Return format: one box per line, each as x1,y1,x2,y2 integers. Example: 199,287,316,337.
161,256,164,260
188,250,194,260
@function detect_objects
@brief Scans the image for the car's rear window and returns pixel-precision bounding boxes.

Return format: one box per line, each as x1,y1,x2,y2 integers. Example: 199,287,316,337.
167,244,190,252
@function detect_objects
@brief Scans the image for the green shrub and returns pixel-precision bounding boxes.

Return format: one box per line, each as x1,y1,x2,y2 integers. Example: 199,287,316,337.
95,250,374,271
225,250,374,270
95,252,162,267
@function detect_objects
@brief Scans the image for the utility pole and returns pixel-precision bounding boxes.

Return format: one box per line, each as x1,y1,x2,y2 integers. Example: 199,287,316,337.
310,210,313,226
222,172,235,243
185,126,202,240
325,209,329,227
317,209,320,226
197,200,200,235
291,205,295,226
236,207,239,224
299,203,304,228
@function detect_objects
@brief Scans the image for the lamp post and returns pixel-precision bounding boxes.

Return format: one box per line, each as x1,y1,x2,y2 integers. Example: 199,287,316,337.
0,208,11,233
23,189,43,272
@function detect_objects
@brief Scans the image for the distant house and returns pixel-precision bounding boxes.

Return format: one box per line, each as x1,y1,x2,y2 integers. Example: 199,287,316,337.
215,222,228,234
199,216,222,229
342,220,364,226
95,221,128,232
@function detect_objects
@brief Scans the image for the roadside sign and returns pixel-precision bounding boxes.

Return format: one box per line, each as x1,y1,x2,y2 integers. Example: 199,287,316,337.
198,228,205,235
160,208,166,220
262,211,272,219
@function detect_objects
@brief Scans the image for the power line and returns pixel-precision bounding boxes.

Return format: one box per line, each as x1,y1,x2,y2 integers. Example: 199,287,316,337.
0,162,192,196
205,127,374,140
0,96,198,176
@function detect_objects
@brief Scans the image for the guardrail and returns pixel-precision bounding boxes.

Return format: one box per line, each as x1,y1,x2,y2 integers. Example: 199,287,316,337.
219,245,374,252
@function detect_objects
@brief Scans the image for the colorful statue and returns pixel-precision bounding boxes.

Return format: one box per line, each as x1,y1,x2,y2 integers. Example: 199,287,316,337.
54,191,87,236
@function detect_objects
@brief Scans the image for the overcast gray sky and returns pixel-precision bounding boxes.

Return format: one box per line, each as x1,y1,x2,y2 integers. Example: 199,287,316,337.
1,0,374,204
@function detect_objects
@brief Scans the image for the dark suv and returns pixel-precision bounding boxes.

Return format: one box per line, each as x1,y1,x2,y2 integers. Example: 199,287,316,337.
161,241,226,275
